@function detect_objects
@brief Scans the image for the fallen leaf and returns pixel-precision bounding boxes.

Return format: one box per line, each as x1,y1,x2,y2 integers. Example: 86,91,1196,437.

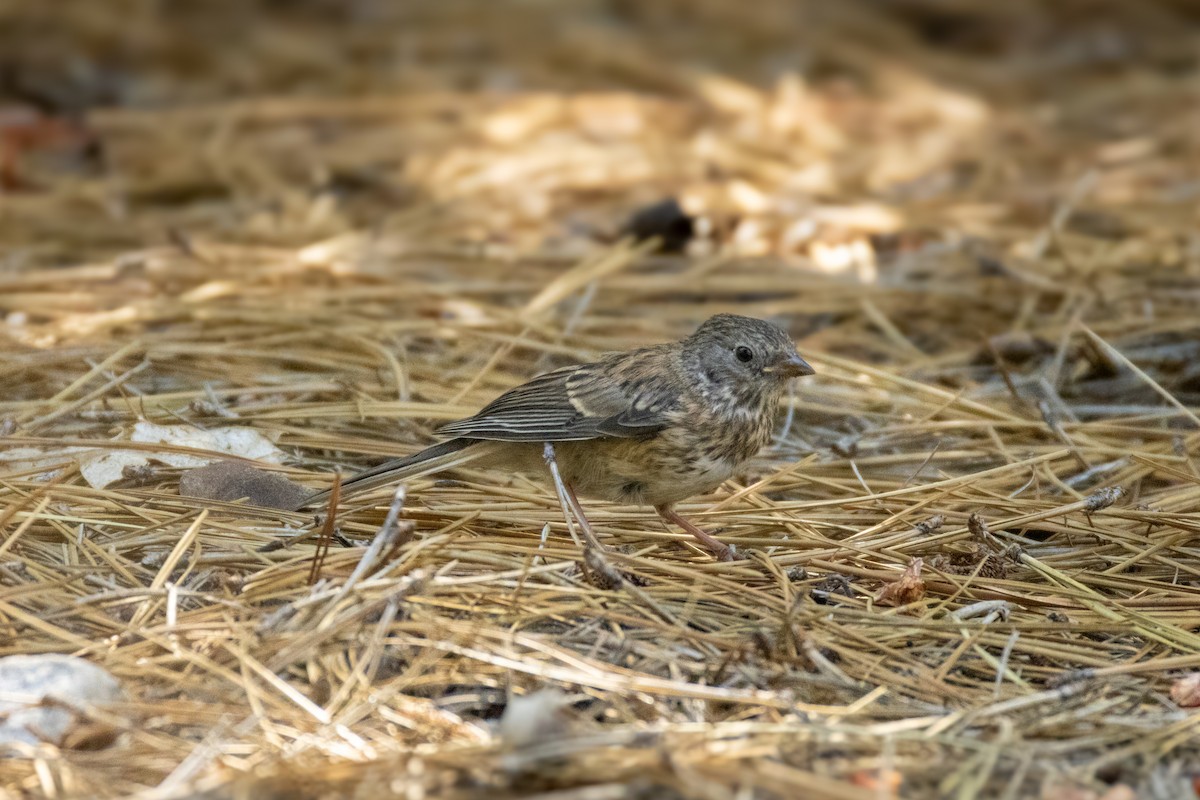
1170,673,1200,708
0,446,86,479
876,558,926,607
850,768,902,796
79,421,286,489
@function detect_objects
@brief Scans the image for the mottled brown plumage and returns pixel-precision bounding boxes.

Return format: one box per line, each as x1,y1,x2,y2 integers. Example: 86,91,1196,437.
303,314,815,560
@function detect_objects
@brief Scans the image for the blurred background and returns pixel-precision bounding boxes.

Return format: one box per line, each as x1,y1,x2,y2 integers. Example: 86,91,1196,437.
5,0,1200,407
4,0,1198,265
5,0,1200,360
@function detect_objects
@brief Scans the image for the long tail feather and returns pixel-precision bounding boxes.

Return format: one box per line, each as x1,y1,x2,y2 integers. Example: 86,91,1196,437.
297,438,480,510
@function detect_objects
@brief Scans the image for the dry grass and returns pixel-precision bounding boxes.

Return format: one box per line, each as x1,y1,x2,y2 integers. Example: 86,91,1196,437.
3,1,1200,798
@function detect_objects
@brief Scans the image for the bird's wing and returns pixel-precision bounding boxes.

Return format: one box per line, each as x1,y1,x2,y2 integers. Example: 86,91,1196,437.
435,361,677,442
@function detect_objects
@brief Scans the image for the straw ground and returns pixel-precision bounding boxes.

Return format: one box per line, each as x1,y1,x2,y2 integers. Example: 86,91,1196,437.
3,1,1200,798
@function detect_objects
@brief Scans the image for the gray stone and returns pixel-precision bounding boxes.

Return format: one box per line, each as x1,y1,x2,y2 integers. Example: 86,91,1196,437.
179,460,311,510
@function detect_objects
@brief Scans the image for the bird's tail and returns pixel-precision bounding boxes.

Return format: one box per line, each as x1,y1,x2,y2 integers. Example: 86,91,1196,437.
297,438,481,510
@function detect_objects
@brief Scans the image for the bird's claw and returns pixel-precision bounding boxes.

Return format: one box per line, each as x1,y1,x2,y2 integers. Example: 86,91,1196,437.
715,543,740,562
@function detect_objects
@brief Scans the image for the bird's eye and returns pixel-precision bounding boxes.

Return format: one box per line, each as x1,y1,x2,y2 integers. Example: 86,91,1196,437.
735,346,754,363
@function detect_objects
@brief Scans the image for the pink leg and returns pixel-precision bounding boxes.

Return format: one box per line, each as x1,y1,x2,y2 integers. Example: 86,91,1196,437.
655,505,737,561
543,442,606,551
563,481,607,551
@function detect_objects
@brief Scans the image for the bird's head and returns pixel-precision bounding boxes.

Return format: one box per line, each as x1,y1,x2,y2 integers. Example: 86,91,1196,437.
683,314,814,397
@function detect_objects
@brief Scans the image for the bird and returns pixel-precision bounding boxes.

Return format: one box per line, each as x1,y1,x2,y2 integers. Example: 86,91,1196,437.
300,314,815,560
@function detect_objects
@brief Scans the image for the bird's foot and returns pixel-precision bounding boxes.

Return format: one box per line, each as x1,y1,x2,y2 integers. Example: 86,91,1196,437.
655,504,739,562
714,542,740,562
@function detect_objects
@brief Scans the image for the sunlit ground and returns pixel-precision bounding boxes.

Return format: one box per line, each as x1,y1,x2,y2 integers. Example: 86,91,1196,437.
2,1,1200,798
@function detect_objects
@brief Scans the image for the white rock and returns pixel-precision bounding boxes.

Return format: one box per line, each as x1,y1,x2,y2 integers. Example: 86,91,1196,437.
0,655,125,747
498,688,570,748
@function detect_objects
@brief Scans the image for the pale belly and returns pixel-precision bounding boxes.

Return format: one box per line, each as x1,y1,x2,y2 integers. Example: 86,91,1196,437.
479,429,753,508
561,436,740,506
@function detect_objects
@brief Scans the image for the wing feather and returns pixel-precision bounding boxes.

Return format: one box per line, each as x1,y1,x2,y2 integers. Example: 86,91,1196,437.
435,361,676,442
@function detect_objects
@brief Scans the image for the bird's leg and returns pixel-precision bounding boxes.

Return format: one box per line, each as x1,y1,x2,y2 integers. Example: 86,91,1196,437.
564,482,608,552
543,442,605,551
655,504,737,562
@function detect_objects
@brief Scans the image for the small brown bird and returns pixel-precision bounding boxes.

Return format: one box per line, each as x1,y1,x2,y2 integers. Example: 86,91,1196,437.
304,314,814,560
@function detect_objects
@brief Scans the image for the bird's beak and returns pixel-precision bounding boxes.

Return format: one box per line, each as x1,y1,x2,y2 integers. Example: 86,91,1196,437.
769,351,816,378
